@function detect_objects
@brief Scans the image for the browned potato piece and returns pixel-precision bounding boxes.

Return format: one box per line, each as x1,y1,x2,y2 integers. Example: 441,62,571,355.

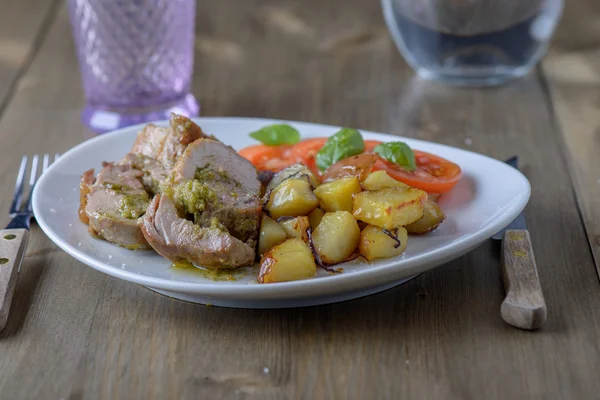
361,170,410,191
308,208,325,230
353,188,427,230
258,214,288,255
265,178,319,219
312,211,360,264
279,216,310,241
258,239,317,283
266,164,320,192
405,201,445,234
359,225,408,261
314,176,362,212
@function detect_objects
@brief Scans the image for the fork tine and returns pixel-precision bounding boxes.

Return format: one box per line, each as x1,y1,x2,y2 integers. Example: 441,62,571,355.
42,154,50,173
10,156,28,215
54,153,60,163
26,153,57,214
24,155,40,213
28,155,39,187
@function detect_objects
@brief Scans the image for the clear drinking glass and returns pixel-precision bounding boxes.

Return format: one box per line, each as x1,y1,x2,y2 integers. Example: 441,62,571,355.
68,0,199,133
381,0,563,86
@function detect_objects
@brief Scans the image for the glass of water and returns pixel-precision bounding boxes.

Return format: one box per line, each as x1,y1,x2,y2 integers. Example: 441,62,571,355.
68,0,199,133
381,0,563,86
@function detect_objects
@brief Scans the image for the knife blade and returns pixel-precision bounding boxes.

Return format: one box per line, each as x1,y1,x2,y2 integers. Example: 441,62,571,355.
493,156,547,330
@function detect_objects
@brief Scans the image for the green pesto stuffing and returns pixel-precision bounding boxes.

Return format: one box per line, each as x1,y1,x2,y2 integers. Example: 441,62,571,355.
123,243,144,250
236,217,257,235
170,179,216,216
209,217,229,232
194,165,230,182
118,193,149,219
103,182,126,191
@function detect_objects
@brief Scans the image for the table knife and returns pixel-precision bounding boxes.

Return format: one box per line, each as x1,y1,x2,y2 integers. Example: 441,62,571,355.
492,156,547,330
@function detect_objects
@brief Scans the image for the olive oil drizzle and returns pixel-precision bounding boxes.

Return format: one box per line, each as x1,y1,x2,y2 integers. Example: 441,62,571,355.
170,260,251,281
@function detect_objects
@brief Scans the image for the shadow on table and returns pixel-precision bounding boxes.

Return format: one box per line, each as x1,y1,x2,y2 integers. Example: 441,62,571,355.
180,240,514,339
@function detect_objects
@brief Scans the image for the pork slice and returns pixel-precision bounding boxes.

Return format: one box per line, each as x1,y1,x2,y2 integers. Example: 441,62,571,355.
141,194,255,268
192,180,262,247
168,139,261,246
94,161,146,190
86,190,150,249
171,139,261,195
119,153,168,195
79,169,95,224
157,114,214,168
84,163,151,249
131,124,168,159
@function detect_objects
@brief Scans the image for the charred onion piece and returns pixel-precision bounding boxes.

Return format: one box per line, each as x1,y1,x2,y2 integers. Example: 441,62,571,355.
344,251,360,263
257,170,275,186
382,229,401,249
261,188,274,217
306,227,337,273
276,216,295,223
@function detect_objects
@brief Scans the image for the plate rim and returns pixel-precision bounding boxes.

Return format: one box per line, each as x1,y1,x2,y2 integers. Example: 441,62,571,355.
33,116,531,299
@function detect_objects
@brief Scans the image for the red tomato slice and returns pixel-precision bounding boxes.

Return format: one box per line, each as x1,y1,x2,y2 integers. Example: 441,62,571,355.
238,144,288,165
238,144,295,172
372,150,461,193
288,138,327,174
239,138,461,193
364,140,383,151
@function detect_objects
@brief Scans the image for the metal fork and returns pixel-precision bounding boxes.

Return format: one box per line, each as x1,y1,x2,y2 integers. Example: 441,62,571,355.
0,153,59,330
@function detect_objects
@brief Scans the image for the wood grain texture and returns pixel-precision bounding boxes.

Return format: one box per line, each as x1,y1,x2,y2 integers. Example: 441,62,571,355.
500,230,547,330
0,0,59,112
0,228,29,330
541,0,600,277
0,1,598,399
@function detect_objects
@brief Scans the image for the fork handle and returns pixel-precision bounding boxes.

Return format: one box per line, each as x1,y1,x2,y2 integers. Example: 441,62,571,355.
500,229,547,330
0,228,29,331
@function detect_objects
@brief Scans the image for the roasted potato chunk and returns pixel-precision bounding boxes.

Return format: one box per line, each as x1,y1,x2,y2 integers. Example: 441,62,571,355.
405,201,445,234
308,208,325,230
359,225,408,261
312,211,360,264
361,170,410,191
279,216,310,241
258,214,288,255
353,188,426,229
428,193,442,203
266,164,320,192
265,178,319,219
258,238,317,283
314,176,362,212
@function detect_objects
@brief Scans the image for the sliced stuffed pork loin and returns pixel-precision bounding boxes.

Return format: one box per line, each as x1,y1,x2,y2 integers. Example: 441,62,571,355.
78,114,210,249
80,162,151,249
141,139,262,268
142,195,255,268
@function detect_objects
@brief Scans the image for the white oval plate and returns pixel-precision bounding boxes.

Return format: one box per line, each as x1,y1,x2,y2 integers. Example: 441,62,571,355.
33,117,530,308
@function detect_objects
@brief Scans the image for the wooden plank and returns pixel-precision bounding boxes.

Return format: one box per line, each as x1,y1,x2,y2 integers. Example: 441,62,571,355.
541,1,600,276
0,0,59,113
0,1,599,399
0,4,107,399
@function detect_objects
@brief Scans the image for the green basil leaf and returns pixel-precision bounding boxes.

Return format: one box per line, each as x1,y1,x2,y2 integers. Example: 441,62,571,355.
249,124,301,146
373,142,416,171
315,128,365,171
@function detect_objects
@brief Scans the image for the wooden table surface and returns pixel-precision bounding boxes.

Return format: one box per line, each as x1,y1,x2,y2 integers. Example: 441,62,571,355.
1,0,600,399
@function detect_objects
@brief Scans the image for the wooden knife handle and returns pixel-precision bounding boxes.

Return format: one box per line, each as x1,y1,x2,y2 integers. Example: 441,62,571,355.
500,229,547,330
0,228,29,331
